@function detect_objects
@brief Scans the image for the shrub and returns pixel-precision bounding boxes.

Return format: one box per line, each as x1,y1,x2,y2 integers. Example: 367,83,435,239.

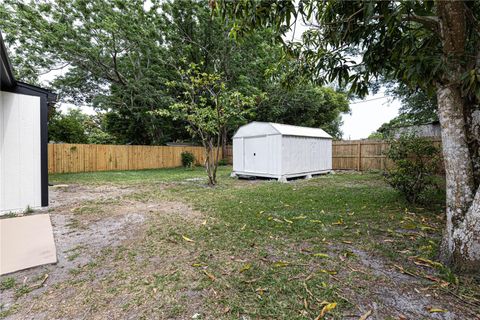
181,151,195,168
384,134,440,203
218,158,228,166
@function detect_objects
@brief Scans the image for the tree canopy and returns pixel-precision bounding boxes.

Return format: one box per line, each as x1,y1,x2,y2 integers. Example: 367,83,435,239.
1,0,350,144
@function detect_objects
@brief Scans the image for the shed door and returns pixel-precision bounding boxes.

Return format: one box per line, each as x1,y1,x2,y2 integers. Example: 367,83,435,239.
244,136,268,173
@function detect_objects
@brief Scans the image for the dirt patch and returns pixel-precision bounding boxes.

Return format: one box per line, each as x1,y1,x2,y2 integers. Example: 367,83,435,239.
0,184,206,320
334,247,478,320
48,184,136,208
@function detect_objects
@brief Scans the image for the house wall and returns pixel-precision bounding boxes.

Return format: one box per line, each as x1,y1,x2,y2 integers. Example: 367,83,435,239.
0,91,42,213
281,136,332,175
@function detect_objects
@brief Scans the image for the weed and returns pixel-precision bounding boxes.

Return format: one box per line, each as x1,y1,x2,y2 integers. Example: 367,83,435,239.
0,277,16,290
14,285,31,299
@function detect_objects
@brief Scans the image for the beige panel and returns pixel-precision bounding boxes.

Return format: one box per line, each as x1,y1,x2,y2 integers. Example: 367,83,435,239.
0,214,57,275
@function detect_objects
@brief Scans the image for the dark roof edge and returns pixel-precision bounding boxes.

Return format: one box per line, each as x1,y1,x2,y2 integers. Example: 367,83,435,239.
1,31,57,104
16,81,58,103
0,31,16,89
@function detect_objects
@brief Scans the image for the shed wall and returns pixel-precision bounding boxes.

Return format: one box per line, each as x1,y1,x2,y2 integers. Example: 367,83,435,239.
233,135,282,176
0,92,42,213
281,136,332,175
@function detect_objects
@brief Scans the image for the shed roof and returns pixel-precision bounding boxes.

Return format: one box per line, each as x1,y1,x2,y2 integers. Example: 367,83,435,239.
233,122,332,139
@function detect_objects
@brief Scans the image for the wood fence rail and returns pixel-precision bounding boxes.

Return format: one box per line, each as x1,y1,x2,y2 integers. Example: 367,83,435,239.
331,139,442,171
48,144,218,174
49,139,442,174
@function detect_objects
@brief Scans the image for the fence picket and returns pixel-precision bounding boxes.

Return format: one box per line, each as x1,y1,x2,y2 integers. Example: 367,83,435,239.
48,139,442,174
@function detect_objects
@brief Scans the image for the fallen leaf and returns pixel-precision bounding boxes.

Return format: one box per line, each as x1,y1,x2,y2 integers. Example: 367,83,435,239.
239,263,252,273
182,235,195,242
315,302,337,319
332,219,344,225
203,270,216,281
255,287,268,296
414,257,443,268
342,240,353,244
312,253,330,259
273,261,289,268
319,269,337,275
427,307,447,313
359,309,372,320
191,263,204,267
293,215,307,220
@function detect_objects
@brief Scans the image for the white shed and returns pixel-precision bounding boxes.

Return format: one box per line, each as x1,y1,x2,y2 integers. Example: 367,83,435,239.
232,122,332,181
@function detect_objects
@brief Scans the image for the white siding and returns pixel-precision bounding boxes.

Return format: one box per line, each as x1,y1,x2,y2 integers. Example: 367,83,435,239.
233,134,282,176
0,92,41,214
232,137,244,172
232,122,332,179
281,136,332,175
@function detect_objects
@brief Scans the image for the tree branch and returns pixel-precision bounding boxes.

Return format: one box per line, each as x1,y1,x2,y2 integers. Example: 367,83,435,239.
402,14,439,34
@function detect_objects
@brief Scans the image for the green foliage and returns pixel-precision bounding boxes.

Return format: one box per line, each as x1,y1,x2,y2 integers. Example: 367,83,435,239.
218,158,228,166
217,1,480,100
384,134,440,204
368,131,384,140
48,108,89,144
48,108,115,144
180,151,195,168
166,64,255,185
0,277,15,291
257,85,349,138
1,0,349,145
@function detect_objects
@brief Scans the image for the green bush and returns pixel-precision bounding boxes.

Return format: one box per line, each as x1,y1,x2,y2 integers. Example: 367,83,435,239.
181,151,195,168
218,158,228,166
384,134,440,203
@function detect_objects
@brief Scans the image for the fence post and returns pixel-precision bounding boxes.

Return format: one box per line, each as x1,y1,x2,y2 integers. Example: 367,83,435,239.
357,141,362,171
380,143,385,171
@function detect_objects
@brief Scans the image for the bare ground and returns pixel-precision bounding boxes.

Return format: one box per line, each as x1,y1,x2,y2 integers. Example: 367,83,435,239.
0,183,478,319
1,184,207,319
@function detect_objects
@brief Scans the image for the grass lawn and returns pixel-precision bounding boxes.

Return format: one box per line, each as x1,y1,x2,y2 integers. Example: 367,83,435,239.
1,166,479,319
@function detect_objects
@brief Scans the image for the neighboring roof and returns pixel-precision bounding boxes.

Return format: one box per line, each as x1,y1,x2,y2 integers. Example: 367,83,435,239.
0,31,57,104
233,121,332,139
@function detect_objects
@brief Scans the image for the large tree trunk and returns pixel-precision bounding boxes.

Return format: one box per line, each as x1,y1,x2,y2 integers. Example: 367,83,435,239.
437,86,480,272
437,1,480,272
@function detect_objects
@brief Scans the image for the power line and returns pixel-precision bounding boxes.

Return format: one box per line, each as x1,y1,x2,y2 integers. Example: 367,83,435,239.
349,96,388,104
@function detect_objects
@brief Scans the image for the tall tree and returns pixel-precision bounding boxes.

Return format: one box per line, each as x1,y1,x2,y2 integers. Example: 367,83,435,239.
166,64,254,185
217,0,480,272
257,84,349,138
1,0,349,146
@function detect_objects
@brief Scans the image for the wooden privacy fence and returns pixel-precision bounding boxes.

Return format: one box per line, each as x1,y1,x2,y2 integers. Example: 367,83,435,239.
332,139,442,171
49,139,443,174
48,144,220,174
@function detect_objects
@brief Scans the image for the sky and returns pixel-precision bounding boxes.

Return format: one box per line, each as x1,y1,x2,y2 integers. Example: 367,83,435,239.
341,92,400,140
